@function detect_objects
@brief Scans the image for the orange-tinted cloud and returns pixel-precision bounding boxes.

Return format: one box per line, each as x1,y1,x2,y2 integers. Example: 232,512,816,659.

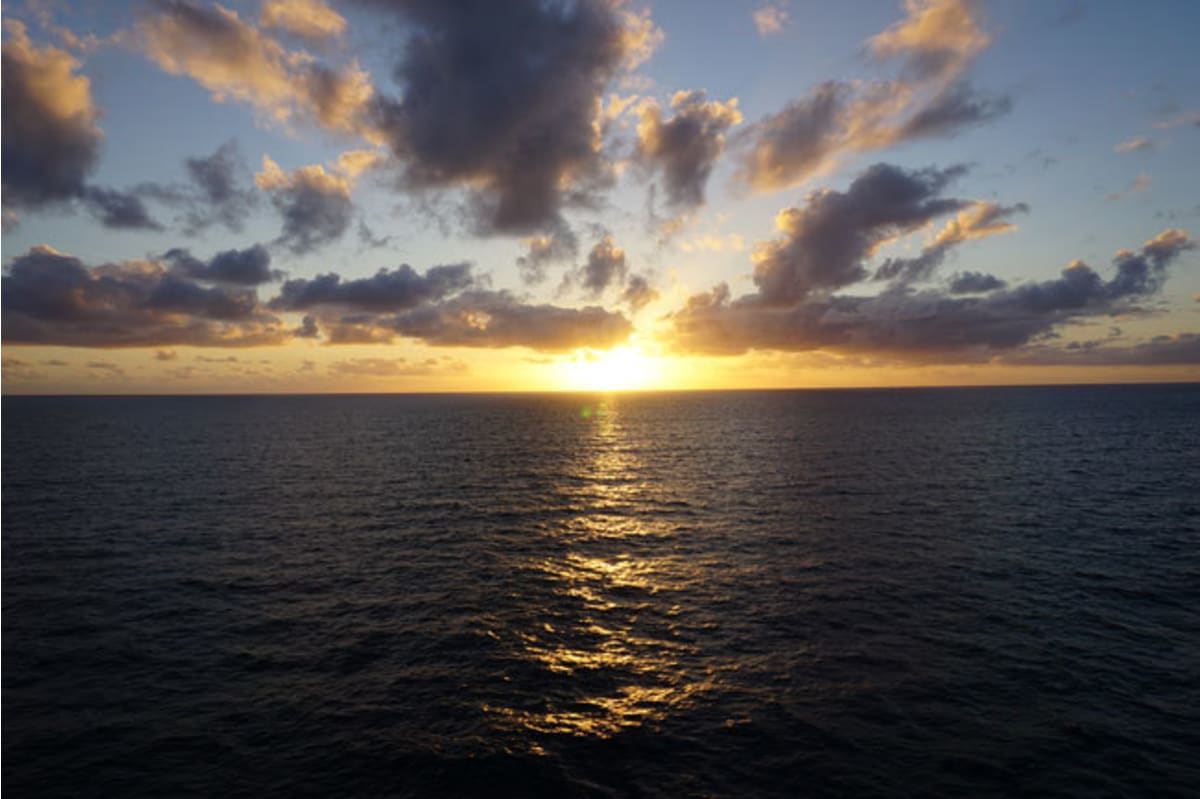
738,0,1006,192
136,1,375,138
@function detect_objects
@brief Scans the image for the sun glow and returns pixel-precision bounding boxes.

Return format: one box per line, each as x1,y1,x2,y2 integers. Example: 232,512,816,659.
559,345,663,392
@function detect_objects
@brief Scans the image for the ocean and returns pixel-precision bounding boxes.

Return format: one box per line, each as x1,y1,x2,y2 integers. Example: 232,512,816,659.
3,386,1198,797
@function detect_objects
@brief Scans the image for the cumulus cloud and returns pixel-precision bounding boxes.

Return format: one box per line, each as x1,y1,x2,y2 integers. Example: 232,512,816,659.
260,0,346,44
873,200,1027,284
135,0,375,137
381,290,633,352
255,155,358,254
750,163,969,304
364,0,662,234
2,245,287,347
81,187,164,230
270,263,474,312
163,244,278,285
184,140,258,231
737,0,1006,191
580,236,629,297
2,20,101,209
621,273,659,311
516,225,579,284
2,21,163,230
267,257,631,351
636,91,743,209
666,165,1196,360
947,271,1007,293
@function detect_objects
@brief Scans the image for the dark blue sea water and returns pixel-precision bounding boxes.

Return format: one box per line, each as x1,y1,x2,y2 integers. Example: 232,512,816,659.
3,386,1199,798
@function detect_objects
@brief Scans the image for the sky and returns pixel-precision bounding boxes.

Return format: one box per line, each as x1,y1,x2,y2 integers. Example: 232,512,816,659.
2,0,1199,394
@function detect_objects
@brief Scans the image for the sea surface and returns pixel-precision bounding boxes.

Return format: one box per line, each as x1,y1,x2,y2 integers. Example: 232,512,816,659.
3,386,1199,798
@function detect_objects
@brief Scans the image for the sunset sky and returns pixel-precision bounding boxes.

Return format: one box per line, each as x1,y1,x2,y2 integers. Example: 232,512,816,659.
3,0,1199,393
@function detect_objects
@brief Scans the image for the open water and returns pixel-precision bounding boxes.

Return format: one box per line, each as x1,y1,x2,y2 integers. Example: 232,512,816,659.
3,386,1199,797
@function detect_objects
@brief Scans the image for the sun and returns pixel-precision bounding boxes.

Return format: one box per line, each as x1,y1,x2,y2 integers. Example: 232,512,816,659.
558,345,663,392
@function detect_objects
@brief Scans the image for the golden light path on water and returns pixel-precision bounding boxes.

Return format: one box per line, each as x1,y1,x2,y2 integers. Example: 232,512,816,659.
483,400,724,744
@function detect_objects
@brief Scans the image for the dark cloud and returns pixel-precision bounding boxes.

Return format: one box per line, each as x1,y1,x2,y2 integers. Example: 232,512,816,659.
580,236,628,297
179,140,259,232
1,21,100,210
873,201,1028,285
517,224,578,284
893,84,1011,140
82,187,164,230
621,273,659,311
668,222,1196,358
256,157,355,254
357,220,393,250
364,0,659,234
636,90,742,209
163,244,278,285
380,290,633,352
270,262,474,311
2,22,164,230
948,271,1007,293
1005,333,1200,366
2,245,286,348
293,314,321,338
752,163,969,305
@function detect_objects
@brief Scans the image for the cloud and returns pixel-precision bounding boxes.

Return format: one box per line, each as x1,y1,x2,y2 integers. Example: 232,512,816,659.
135,0,375,137
260,0,346,44
269,262,475,312
636,91,743,209
667,159,1195,358
86,361,127,377
621,273,659,311
580,236,629,297
751,163,970,304
364,0,662,234
268,254,633,351
255,155,356,254
1106,173,1152,201
947,271,1007,293
381,290,633,352
867,0,989,83
517,224,579,284
1,20,101,210
872,200,1027,284
163,244,278,285
753,4,789,36
2,245,287,348
81,186,164,230
1006,333,1200,366
183,140,259,231
1114,136,1154,154
737,0,1005,191
327,356,468,378
2,20,163,230
1153,110,1200,130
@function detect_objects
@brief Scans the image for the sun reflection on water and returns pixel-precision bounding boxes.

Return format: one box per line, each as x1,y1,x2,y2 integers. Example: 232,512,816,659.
484,400,721,741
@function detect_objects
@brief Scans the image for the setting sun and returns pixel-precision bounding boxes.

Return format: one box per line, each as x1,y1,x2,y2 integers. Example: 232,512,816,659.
558,346,663,392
